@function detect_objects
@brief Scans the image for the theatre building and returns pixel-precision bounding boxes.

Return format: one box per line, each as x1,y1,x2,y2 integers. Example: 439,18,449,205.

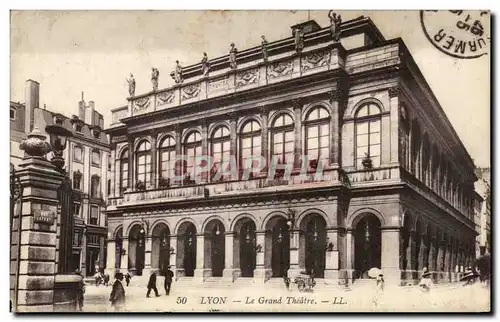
104,16,477,286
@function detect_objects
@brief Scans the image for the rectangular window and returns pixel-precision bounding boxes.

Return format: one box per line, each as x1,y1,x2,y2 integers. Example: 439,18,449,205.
356,119,381,169
73,230,81,247
10,108,16,120
91,150,101,166
73,202,81,217
76,124,83,133
73,146,83,163
89,206,99,225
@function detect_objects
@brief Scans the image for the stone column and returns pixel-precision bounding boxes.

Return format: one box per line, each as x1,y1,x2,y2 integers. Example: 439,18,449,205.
381,228,401,285
388,86,400,165
143,235,153,276
444,242,452,282
288,229,300,278
200,121,209,183
406,230,416,281
260,107,269,174
253,231,266,283
428,234,437,272
80,231,87,277
14,158,66,312
292,101,303,169
150,132,157,189
418,232,428,272
344,229,354,284
174,126,182,185
120,238,129,271
109,144,116,197
329,89,341,167
324,228,339,281
169,235,177,271
105,240,116,276
222,232,235,283
229,114,238,179
127,137,134,190
437,239,446,281
193,234,206,282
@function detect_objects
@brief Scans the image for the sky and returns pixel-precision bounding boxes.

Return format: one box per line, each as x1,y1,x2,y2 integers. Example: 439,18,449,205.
10,10,490,167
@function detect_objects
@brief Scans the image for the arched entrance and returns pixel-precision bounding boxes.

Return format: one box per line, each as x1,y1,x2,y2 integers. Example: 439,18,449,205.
177,222,197,277
233,217,256,277
354,214,381,279
265,216,290,278
299,214,326,278
128,224,145,276
115,228,123,269
152,223,170,272
204,219,225,277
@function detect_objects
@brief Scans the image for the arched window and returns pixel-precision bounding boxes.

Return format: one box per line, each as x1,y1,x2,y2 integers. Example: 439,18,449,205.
355,103,381,169
271,113,294,166
240,120,261,177
159,136,176,185
90,175,101,198
136,140,151,187
184,131,202,182
305,107,330,167
211,126,230,181
119,148,129,194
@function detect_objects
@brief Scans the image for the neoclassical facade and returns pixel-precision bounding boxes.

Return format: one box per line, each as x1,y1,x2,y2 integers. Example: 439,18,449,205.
104,16,477,286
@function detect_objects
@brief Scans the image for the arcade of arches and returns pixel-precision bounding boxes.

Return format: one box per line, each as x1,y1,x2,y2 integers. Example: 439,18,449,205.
106,210,476,284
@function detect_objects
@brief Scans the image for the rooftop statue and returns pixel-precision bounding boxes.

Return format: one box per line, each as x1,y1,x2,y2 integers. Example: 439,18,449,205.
328,11,342,42
151,67,160,91
201,52,210,76
126,73,136,97
293,27,304,53
171,60,183,84
261,35,269,62
229,43,238,69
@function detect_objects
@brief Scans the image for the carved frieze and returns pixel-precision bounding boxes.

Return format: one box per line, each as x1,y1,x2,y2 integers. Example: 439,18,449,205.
302,50,331,72
132,97,151,115
155,90,175,106
181,83,201,100
208,77,228,92
268,61,293,79
236,68,259,88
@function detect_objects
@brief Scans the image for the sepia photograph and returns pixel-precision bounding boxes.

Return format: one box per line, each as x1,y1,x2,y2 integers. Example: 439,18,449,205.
8,8,491,313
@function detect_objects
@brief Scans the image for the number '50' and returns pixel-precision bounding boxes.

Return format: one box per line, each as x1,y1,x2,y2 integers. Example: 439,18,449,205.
176,297,187,304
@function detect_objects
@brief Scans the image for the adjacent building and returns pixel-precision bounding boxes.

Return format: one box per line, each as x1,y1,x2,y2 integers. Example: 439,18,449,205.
474,167,491,257
104,15,478,286
10,80,111,277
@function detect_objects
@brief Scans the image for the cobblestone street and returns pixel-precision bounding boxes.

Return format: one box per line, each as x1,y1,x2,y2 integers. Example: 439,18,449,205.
82,281,490,313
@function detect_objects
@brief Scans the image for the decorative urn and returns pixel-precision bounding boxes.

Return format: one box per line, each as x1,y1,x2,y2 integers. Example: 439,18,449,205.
19,127,52,158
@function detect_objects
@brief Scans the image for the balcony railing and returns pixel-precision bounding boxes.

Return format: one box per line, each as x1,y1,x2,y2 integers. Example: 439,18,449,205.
346,166,400,184
119,169,345,206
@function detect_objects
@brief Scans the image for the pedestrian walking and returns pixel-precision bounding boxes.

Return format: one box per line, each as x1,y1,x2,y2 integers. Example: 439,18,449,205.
372,273,384,306
75,269,85,312
124,272,131,287
163,266,174,295
146,270,160,298
103,273,110,287
109,272,126,311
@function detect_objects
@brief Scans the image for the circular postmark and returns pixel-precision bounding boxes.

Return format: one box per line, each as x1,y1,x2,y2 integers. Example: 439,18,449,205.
420,10,490,59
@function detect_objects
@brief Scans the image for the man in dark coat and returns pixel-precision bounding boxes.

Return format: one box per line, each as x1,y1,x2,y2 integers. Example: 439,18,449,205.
109,272,126,311
163,266,174,295
146,271,160,297
124,272,131,287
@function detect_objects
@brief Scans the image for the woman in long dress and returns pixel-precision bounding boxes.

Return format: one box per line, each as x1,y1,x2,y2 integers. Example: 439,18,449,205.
109,272,126,311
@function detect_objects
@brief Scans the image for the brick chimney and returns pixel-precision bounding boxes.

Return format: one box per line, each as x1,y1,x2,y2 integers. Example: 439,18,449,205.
24,79,39,134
